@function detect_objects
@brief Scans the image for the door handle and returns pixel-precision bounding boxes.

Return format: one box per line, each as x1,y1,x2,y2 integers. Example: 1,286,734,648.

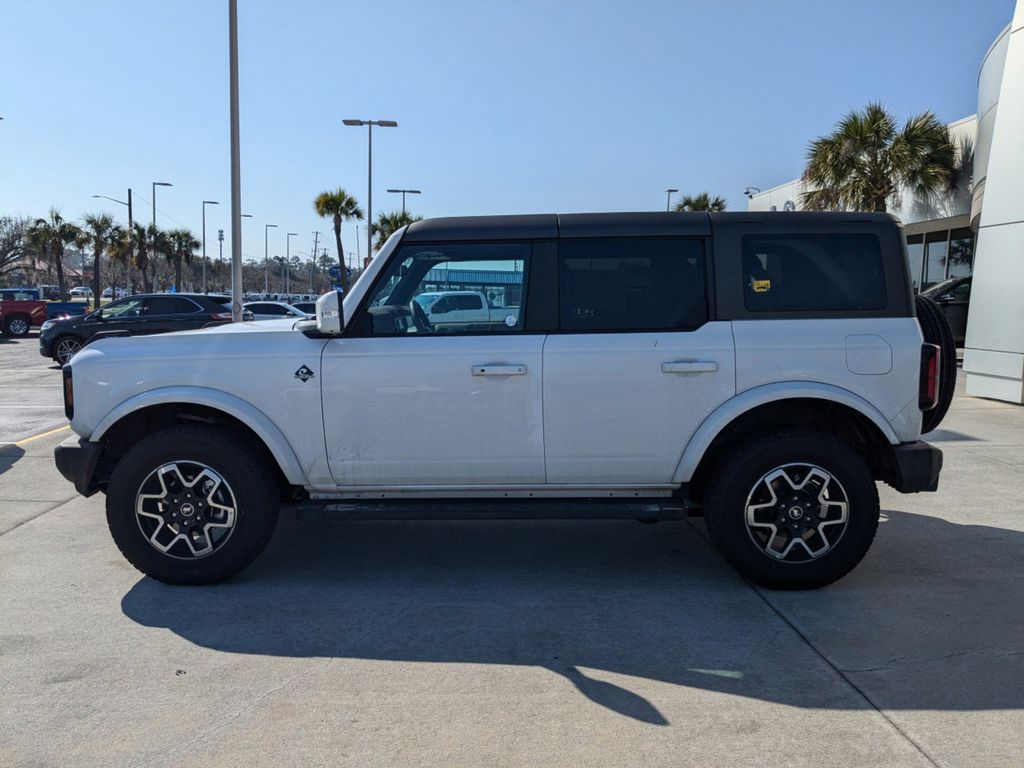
661,360,718,374
472,364,527,376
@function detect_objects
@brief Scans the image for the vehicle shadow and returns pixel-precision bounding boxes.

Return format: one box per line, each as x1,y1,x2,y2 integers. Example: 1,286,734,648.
0,443,26,476
120,510,1024,723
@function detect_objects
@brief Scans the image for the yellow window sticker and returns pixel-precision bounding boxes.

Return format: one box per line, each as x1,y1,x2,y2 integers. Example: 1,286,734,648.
752,279,772,293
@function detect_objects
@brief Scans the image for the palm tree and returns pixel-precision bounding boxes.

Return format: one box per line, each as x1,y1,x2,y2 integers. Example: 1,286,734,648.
80,213,117,308
371,210,423,252
29,209,80,300
675,193,727,212
132,223,167,293
313,188,363,293
164,228,200,291
801,102,957,213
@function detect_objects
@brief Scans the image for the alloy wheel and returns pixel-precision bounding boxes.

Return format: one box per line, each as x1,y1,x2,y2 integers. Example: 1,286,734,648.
135,461,238,559
55,338,81,364
744,462,849,562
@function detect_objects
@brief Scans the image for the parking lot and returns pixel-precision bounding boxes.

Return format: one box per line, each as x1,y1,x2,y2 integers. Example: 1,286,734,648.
1,331,1022,768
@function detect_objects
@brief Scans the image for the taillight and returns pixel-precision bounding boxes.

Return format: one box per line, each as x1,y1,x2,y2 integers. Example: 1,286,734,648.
210,312,232,320
62,365,74,420
919,344,940,411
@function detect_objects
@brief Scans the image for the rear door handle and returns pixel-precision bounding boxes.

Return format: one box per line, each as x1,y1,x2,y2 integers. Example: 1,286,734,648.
472,364,527,376
661,360,719,374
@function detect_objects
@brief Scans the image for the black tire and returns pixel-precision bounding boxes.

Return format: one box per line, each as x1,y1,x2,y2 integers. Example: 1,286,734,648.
105,424,279,585
3,314,30,338
915,294,956,434
704,431,880,590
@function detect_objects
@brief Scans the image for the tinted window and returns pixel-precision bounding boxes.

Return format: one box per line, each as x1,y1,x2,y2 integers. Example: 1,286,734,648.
558,238,706,332
101,297,145,319
255,304,288,315
145,297,199,315
741,233,886,312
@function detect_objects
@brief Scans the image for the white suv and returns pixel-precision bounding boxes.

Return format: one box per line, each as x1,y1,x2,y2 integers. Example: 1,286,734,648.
54,212,951,589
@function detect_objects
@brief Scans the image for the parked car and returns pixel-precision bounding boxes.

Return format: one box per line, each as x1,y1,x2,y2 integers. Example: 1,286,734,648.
39,293,248,364
291,301,317,315
243,301,310,320
921,276,970,346
55,212,952,589
0,289,49,337
69,286,93,297
411,290,519,331
101,287,129,300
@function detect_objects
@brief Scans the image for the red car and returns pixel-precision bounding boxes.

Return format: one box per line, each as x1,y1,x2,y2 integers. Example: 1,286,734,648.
0,288,50,337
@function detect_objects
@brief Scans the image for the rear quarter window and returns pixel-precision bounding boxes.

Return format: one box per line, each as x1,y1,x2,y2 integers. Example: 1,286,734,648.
742,233,887,312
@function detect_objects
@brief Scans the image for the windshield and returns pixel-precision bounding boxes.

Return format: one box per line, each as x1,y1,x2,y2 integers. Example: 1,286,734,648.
921,278,958,298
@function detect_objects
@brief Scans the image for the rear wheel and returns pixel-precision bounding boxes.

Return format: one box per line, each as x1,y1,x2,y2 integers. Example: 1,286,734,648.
915,294,956,434
704,431,879,590
105,424,279,585
3,315,30,337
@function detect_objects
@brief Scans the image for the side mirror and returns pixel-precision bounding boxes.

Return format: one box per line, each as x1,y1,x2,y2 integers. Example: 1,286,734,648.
316,289,345,335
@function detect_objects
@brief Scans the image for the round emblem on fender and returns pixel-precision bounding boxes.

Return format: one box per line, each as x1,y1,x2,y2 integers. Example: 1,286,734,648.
180,503,196,517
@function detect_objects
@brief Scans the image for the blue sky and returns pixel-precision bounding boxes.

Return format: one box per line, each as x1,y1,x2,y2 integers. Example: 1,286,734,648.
0,0,1015,265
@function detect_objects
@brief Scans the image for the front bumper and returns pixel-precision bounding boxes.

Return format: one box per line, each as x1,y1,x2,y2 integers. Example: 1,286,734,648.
38,334,54,357
888,441,943,493
54,436,103,497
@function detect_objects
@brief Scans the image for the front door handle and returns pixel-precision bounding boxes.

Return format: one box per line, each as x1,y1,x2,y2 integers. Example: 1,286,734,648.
472,364,527,376
661,360,718,374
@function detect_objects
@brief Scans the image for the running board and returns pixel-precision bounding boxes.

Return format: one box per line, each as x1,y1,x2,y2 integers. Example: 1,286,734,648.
293,498,696,522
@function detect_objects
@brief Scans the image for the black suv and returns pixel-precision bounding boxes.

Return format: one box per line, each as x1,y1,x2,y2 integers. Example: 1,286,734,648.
39,293,245,364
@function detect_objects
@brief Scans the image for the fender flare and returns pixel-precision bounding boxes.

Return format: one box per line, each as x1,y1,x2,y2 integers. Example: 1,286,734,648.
672,381,899,483
90,386,307,485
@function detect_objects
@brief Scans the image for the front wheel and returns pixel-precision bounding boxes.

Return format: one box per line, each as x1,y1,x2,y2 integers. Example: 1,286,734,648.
704,432,879,590
105,424,280,585
54,335,82,364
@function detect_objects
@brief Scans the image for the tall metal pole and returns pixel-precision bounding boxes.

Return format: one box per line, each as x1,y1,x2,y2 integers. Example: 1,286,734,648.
367,122,373,260
229,0,244,321
126,189,133,297
286,232,297,296
201,201,219,293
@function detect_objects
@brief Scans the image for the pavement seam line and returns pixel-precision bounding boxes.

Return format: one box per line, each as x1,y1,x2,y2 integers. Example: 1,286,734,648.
747,587,944,768
0,498,77,537
685,518,944,768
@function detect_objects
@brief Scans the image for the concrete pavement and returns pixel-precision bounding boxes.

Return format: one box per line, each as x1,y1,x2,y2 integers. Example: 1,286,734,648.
1,334,1022,767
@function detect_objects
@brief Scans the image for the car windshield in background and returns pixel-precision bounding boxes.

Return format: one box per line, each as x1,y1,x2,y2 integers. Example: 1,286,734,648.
921,278,958,299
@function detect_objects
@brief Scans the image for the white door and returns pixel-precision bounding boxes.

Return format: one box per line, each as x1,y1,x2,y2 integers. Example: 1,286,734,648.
321,241,542,487
543,237,736,484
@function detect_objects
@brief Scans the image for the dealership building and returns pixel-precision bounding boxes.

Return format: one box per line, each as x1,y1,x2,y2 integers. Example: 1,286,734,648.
748,5,1024,404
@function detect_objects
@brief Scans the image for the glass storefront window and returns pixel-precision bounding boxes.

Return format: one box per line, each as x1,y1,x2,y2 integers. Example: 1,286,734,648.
923,231,949,290
946,227,974,278
906,235,924,293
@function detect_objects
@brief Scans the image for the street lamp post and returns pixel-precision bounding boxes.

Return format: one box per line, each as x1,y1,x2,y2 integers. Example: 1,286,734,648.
152,181,172,226
201,200,219,293
286,232,298,295
343,118,397,260
665,188,679,212
386,188,421,214
92,189,134,296
263,223,278,295
217,229,224,290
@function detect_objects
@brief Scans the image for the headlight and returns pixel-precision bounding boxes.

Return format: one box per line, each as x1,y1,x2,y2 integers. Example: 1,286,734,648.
41,320,55,331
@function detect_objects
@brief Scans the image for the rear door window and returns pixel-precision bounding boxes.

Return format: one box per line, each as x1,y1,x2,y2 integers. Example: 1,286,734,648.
557,238,707,332
741,233,887,312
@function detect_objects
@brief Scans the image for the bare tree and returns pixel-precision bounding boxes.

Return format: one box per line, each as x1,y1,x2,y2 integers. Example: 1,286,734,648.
0,217,30,284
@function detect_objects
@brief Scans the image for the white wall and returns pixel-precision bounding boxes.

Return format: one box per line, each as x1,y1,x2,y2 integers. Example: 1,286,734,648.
965,2,1024,403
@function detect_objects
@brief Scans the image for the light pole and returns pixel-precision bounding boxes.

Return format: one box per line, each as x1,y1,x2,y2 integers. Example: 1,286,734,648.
286,232,298,295
263,223,278,295
343,118,397,260
152,181,172,226
201,200,219,293
92,190,133,296
665,188,679,212
386,188,420,214
217,229,224,290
